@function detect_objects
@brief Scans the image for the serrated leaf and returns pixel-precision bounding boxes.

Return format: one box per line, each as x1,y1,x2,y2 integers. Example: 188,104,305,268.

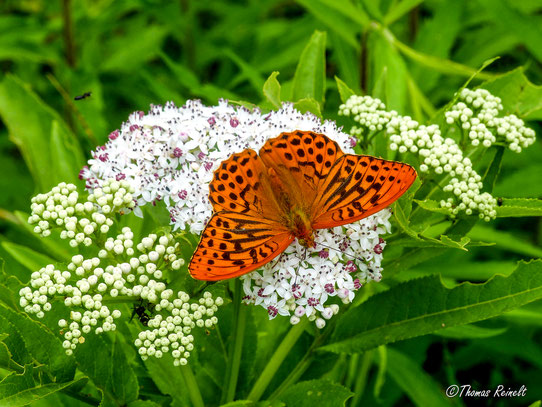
413,199,450,215
74,332,138,405
263,72,282,109
278,379,353,407
393,203,468,250
0,304,75,382
386,349,452,407
291,31,326,107
0,365,85,407
482,67,542,119
321,260,542,354
495,198,542,217
334,76,355,104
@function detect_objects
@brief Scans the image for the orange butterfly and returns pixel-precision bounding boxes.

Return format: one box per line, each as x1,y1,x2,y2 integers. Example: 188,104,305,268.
189,130,417,281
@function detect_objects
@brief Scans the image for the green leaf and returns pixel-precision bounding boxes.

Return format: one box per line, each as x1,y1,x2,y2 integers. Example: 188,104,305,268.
477,0,542,64
293,98,322,118
413,200,450,215
393,203,469,250
74,332,138,405
0,304,76,382
291,31,327,107
0,365,84,407
468,225,542,258
334,76,355,104
0,333,24,373
390,33,497,81
295,0,367,47
278,379,353,407
263,72,282,109
432,324,507,339
482,67,542,119
142,356,191,406
223,49,265,95
1,241,56,272
386,349,452,407
384,0,423,26
220,401,284,407
321,260,542,354
49,120,85,184
482,147,504,193
101,25,168,72
495,198,542,217
0,75,80,191
370,32,409,112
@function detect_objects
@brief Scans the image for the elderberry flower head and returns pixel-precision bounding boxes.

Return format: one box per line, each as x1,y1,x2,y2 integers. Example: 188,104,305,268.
80,100,353,233
339,90,536,221
22,184,223,363
28,180,135,247
445,88,536,152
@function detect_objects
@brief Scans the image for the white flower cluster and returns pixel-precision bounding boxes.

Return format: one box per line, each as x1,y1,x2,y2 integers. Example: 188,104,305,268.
338,88,539,221
445,88,536,152
338,95,396,137
135,291,223,366
241,210,391,328
22,184,223,363
80,100,355,233
28,180,135,247
386,118,497,221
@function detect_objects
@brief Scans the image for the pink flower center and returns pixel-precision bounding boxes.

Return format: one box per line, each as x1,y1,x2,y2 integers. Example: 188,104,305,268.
173,147,183,158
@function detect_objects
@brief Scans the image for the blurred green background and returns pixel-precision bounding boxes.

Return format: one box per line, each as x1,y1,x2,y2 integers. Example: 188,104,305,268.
1,0,542,405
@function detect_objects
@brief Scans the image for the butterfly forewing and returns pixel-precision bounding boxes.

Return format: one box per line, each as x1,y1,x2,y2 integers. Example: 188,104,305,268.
189,211,292,280
260,130,344,211
209,149,282,220
312,154,417,229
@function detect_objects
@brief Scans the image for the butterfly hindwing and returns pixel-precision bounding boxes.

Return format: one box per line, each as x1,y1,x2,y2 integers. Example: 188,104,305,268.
312,154,417,228
189,211,293,280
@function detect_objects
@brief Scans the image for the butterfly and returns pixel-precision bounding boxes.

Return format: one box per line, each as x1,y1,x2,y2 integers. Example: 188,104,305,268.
189,130,417,281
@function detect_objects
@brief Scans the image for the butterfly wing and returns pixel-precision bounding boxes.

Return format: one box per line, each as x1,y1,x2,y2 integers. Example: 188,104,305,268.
312,154,417,229
189,149,292,281
259,130,345,211
189,211,293,280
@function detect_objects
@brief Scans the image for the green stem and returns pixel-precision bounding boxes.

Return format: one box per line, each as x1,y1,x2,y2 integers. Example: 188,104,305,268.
222,279,247,403
248,319,309,401
350,350,374,407
179,363,205,407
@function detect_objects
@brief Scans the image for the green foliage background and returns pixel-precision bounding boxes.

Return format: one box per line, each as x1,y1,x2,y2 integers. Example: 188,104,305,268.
1,0,542,406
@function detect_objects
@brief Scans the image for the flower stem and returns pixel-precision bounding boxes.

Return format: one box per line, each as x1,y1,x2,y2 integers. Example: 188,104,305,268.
179,363,205,407
247,318,309,401
222,279,247,403
350,350,374,406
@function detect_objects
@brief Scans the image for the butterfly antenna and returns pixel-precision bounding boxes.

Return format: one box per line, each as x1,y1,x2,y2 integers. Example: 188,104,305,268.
316,242,364,262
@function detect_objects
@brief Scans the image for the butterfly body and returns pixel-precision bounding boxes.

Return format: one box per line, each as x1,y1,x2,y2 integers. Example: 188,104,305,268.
189,130,417,281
